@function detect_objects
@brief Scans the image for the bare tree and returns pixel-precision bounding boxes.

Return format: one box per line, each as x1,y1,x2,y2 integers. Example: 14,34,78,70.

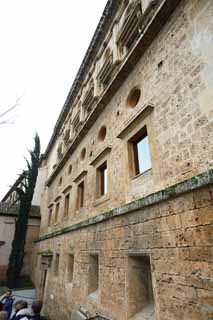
0,97,21,125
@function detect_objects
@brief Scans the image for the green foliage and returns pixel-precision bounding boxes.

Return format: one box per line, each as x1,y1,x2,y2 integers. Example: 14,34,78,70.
0,286,8,296
37,250,53,257
7,133,41,288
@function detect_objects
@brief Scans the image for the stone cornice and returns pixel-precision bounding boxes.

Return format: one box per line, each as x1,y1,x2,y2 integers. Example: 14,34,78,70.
0,203,41,219
35,169,213,243
45,0,181,187
44,0,122,159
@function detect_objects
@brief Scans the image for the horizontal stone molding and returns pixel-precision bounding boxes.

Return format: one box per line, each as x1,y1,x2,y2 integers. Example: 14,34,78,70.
90,146,112,166
0,203,41,219
35,169,213,243
117,104,154,139
45,0,181,187
73,170,88,183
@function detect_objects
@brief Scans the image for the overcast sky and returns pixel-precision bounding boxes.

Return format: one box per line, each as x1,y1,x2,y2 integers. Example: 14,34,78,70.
0,0,108,199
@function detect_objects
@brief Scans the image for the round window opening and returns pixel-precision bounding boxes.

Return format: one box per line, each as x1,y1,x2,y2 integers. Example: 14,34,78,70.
80,148,86,161
98,126,107,142
127,87,141,108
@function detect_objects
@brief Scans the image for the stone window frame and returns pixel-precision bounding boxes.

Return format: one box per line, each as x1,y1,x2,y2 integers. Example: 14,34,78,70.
74,170,88,214
62,185,72,218
97,47,115,89
90,146,112,206
116,0,143,54
57,142,63,160
76,181,84,211
54,195,62,224
128,126,152,177
97,161,108,198
54,202,60,224
47,204,54,227
117,104,156,182
64,193,70,217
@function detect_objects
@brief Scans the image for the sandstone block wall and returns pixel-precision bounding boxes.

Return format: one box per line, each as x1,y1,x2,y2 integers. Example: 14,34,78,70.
34,0,213,319
0,216,40,281
35,185,213,320
40,0,213,237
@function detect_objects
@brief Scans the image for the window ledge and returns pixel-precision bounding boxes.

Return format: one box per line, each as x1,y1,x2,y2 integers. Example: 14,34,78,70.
88,290,98,303
129,302,155,320
75,207,85,215
54,222,60,227
93,194,110,207
131,168,152,180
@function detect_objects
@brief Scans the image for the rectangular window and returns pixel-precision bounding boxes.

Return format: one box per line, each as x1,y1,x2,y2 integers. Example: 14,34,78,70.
64,194,70,217
76,181,84,210
97,161,107,197
127,254,155,319
55,202,60,223
88,254,99,295
67,254,74,282
54,253,60,277
129,127,151,176
48,207,52,226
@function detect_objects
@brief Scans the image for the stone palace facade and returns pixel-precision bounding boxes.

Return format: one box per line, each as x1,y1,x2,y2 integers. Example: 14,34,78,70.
33,1,213,319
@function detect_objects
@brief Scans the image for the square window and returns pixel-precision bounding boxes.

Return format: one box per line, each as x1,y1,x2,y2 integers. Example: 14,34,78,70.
129,127,151,176
97,161,107,197
76,181,84,210
64,193,70,217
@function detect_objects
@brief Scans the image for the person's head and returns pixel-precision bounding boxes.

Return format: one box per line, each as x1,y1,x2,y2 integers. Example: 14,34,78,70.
20,301,28,310
14,300,27,312
0,311,8,320
32,301,43,315
4,289,12,299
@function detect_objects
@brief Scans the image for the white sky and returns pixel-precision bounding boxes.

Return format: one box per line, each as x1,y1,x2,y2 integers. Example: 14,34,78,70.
0,0,107,199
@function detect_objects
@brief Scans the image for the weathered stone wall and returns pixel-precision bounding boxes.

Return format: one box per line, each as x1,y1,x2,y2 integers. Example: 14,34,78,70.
0,215,40,281
35,184,213,320
40,0,213,236
34,0,213,319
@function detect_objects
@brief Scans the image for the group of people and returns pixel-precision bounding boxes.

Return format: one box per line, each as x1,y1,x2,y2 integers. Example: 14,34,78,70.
0,290,46,320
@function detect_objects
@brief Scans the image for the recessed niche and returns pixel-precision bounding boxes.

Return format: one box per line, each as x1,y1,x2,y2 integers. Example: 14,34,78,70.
80,148,86,161
127,87,141,108
98,126,107,142
127,254,155,319
68,165,72,175
88,254,99,295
